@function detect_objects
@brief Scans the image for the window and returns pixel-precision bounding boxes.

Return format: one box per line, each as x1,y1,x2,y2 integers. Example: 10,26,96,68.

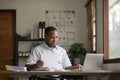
85,0,96,53
104,0,120,63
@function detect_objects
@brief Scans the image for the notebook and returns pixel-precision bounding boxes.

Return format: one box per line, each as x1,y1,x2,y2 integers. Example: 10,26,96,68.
5,65,27,72
83,53,103,71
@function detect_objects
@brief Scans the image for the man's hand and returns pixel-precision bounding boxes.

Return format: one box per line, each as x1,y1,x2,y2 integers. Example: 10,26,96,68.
65,64,83,70
35,60,44,68
73,64,83,70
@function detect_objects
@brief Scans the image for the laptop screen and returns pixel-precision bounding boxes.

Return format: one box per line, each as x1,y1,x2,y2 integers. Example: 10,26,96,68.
83,53,103,71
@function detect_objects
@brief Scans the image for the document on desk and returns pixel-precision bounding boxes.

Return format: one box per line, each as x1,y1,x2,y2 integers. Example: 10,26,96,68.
5,65,27,72
32,67,69,72
33,67,50,71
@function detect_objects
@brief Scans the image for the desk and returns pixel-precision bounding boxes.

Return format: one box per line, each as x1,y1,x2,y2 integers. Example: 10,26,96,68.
0,70,120,80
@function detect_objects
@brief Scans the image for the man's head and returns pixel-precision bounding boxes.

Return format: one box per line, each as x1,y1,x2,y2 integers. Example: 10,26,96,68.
45,26,59,48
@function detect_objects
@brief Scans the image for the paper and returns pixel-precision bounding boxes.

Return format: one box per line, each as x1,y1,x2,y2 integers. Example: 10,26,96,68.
5,65,27,72
34,67,50,71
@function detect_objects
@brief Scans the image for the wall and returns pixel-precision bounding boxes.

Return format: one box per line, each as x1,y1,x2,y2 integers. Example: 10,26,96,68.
96,0,103,53
0,0,88,49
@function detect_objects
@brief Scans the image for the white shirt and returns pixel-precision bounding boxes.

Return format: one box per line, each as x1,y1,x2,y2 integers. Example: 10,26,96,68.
26,42,72,70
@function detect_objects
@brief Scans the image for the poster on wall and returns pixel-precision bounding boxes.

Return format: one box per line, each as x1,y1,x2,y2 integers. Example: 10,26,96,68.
64,11,75,32
46,10,75,46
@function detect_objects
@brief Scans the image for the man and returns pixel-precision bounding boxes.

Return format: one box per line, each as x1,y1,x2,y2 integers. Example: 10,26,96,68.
25,26,83,79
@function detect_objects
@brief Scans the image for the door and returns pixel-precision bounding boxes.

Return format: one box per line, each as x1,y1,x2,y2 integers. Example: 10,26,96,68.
0,10,16,80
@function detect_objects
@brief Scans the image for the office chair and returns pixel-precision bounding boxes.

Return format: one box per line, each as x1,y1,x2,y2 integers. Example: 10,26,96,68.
29,75,84,80
28,75,67,80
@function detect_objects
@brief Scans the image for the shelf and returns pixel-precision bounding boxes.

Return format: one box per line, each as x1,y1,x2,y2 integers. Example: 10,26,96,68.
17,38,44,41
18,56,28,58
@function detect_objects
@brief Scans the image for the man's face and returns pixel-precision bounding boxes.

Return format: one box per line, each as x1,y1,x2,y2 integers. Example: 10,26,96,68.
45,30,58,47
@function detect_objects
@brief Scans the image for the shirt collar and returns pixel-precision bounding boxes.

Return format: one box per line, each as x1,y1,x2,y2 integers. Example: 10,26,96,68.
43,42,58,50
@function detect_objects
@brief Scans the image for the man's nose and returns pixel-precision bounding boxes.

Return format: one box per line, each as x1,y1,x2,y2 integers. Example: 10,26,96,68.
53,38,57,42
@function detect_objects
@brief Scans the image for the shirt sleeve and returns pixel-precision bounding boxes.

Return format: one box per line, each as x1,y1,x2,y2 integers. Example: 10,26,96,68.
62,50,72,68
26,47,41,65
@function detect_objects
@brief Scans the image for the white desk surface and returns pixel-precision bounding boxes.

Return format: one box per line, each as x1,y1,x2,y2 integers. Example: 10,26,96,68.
0,70,120,76
1,70,120,80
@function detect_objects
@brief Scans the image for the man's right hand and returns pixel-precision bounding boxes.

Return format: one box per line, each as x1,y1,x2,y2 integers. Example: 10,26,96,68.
35,60,44,68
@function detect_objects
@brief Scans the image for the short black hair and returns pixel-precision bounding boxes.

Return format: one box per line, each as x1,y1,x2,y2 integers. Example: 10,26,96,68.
45,26,57,34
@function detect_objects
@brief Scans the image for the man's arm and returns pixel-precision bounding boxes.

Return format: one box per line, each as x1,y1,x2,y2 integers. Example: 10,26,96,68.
25,64,36,71
64,64,83,70
25,60,44,71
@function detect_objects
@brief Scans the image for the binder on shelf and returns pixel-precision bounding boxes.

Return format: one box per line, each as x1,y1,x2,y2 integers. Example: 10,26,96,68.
30,26,38,39
30,29,34,39
39,29,42,39
42,22,45,39
38,21,45,39
33,26,39,39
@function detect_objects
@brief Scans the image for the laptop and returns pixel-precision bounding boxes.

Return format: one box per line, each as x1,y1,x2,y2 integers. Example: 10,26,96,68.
83,53,103,71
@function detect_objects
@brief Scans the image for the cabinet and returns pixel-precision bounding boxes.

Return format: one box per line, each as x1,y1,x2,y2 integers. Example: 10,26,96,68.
0,9,16,80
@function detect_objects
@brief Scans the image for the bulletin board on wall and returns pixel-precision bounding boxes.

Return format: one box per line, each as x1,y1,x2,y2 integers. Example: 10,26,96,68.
45,10,76,47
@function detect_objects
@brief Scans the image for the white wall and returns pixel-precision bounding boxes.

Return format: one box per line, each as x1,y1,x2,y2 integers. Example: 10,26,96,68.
96,0,103,53
0,0,88,49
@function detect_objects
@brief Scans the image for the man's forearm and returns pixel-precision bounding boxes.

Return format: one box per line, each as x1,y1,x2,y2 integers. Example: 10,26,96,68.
25,60,44,71
65,64,83,70
25,64,36,71
64,66,75,70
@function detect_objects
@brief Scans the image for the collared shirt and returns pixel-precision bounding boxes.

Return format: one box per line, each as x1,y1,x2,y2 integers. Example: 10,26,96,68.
26,42,72,70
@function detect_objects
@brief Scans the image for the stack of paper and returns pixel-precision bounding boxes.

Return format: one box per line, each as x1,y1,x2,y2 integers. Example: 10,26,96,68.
5,65,27,72
33,67,50,71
